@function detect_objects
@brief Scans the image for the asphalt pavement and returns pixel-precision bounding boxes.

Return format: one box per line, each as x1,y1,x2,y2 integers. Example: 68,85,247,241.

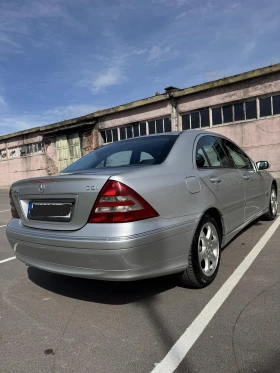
0,190,279,373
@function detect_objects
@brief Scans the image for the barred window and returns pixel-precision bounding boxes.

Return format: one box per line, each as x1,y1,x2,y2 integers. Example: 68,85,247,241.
100,117,172,143
182,109,210,130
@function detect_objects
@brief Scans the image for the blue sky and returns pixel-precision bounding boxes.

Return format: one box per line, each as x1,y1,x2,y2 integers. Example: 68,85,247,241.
0,0,280,136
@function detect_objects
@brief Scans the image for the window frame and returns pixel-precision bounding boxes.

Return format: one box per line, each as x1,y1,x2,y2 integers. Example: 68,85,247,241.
259,96,272,118
0,149,7,161
218,137,254,171
195,143,211,169
195,135,234,170
63,134,179,172
181,108,210,130
272,94,280,115
100,116,172,144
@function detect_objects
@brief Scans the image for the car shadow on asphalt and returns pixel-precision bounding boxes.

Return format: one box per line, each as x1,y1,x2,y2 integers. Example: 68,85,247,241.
27,267,197,372
27,267,178,305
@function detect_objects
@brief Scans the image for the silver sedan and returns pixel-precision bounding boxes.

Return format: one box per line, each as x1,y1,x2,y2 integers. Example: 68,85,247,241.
6,130,278,288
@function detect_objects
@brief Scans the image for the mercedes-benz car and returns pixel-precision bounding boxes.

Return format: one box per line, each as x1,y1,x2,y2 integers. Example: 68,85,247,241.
6,130,278,288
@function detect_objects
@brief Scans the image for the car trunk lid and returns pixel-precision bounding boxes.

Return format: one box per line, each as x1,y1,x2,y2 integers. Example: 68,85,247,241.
10,171,116,231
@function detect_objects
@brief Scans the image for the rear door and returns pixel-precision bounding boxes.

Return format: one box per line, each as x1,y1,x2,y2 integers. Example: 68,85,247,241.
219,138,266,221
195,135,245,234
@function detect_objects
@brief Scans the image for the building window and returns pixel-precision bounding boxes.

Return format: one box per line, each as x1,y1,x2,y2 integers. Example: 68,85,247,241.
133,124,139,137
156,119,163,133
100,117,171,143
101,131,106,142
112,128,118,142
212,107,222,125
0,150,7,160
148,120,156,134
106,129,112,143
165,117,172,132
211,99,257,125
120,127,126,140
200,109,210,127
182,114,190,130
191,112,200,129
140,122,146,136
223,105,233,123
126,126,133,139
234,103,245,121
9,148,17,158
19,142,45,157
273,95,280,115
260,97,272,117
182,109,210,130
245,100,257,119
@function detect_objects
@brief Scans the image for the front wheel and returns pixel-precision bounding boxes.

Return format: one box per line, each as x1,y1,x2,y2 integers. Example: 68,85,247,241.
262,185,278,221
177,214,221,288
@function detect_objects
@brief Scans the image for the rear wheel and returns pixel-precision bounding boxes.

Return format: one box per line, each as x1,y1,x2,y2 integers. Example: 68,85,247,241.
262,185,278,221
177,214,221,288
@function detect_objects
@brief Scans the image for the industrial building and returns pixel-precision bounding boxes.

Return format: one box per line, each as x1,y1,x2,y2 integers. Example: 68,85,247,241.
1,63,280,188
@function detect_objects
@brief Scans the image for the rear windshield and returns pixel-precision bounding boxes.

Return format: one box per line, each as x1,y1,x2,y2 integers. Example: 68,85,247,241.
63,135,178,172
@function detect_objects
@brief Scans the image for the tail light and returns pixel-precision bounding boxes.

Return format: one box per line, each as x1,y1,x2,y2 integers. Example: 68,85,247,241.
9,188,20,219
88,180,159,223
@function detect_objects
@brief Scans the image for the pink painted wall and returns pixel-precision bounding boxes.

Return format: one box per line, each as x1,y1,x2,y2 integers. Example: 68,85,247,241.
210,116,280,175
0,155,48,188
0,134,56,188
99,100,171,129
177,72,280,113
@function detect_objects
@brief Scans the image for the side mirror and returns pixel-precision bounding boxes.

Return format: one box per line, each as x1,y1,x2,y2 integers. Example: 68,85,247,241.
256,161,270,170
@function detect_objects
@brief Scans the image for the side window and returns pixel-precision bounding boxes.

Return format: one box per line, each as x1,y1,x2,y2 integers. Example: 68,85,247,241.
196,145,210,168
199,136,230,168
221,139,253,170
140,151,155,165
105,151,132,167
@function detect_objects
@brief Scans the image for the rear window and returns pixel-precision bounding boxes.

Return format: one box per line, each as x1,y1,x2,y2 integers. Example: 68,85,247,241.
63,135,179,172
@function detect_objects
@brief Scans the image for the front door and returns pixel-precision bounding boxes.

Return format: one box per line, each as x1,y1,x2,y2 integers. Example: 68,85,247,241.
219,138,266,221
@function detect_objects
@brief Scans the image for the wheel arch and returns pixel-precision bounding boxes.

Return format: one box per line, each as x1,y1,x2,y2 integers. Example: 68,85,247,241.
202,207,225,237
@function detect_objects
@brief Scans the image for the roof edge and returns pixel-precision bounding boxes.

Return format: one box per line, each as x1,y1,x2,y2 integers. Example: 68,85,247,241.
174,63,280,98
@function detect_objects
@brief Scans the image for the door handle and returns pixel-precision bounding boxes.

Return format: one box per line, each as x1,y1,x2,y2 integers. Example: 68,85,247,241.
243,175,250,181
210,177,222,184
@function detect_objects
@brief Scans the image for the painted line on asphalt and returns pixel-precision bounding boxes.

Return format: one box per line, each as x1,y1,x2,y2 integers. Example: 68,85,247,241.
0,210,10,213
151,216,280,373
0,225,7,228
0,257,16,264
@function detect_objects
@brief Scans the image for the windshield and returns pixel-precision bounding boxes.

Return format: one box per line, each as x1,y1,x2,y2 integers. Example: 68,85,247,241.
62,135,178,173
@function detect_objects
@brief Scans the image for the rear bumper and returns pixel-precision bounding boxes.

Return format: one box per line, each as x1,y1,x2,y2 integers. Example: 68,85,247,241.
6,218,197,281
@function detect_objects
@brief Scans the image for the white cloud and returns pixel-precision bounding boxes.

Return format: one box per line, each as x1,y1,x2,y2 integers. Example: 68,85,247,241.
0,96,6,106
44,104,102,120
176,1,216,19
89,66,126,94
147,45,171,62
152,0,192,7
0,0,87,55
132,48,148,55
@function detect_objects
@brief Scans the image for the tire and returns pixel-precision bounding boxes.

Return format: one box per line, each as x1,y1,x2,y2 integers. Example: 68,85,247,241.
262,185,278,221
177,214,221,288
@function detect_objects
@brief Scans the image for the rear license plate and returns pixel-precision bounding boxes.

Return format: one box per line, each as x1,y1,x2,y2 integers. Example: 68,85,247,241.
28,202,73,221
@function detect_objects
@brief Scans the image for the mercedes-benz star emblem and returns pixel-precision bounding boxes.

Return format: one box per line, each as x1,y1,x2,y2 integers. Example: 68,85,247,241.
38,183,45,193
